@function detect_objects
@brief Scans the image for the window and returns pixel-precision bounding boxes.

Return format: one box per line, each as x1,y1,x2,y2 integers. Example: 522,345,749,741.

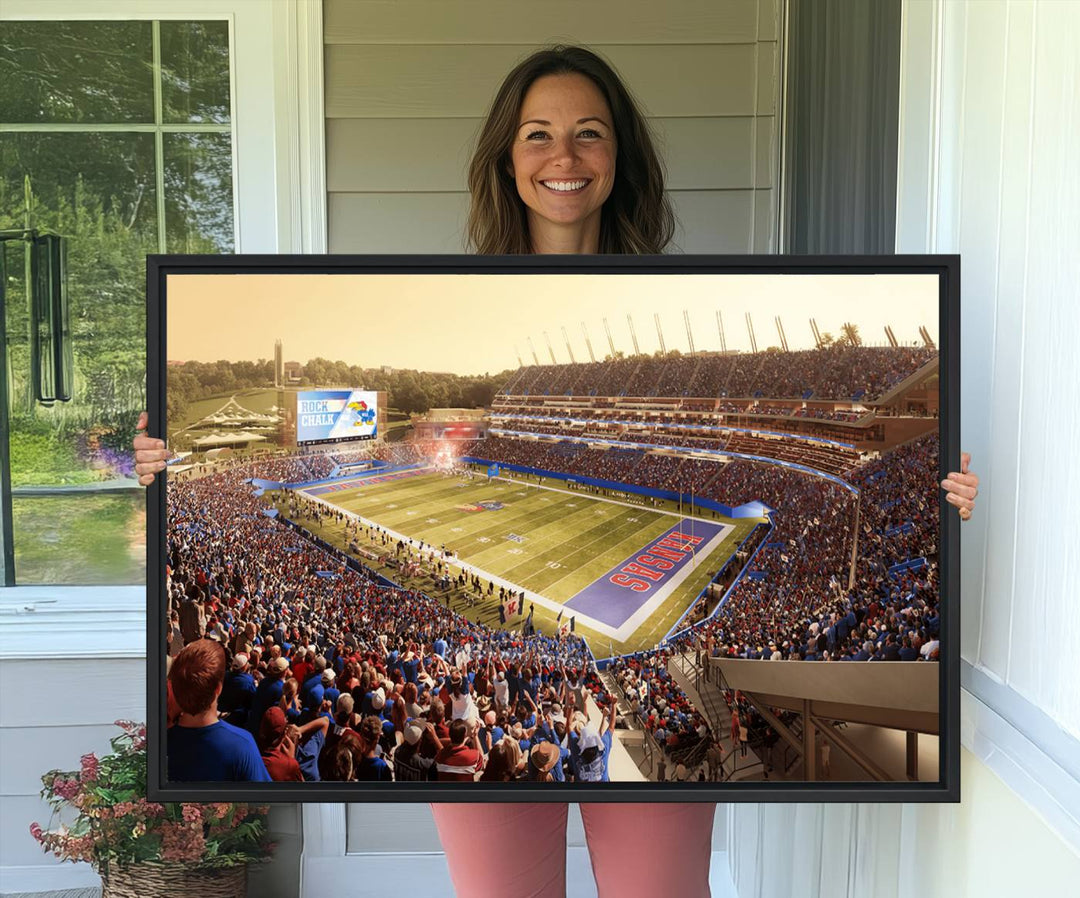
0,18,234,584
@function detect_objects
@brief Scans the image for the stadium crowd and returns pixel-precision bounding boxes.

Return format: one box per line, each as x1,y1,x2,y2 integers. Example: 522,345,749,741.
165,453,700,783
500,345,935,402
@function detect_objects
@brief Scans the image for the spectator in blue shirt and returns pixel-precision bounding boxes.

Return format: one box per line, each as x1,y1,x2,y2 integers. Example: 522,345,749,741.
167,639,270,782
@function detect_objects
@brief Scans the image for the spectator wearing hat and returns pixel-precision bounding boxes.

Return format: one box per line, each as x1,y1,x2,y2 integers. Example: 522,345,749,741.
393,723,431,782
218,652,256,726
530,713,570,782
167,639,269,783
321,668,341,708
366,685,387,718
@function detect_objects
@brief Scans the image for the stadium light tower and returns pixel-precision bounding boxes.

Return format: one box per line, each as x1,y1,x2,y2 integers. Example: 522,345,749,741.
654,313,667,354
603,317,618,359
527,337,540,366
745,312,758,353
683,309,696,355
919,325,936,349
774,316,789,352
810,317,822,349
561,326,576,364
581,322,597,363
884,325,898,348
514,345,525,367
543,331,557,365
627,314,641,355
716,310,727,353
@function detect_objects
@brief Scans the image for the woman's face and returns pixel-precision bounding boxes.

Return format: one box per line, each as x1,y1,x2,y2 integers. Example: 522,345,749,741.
509,73,616,240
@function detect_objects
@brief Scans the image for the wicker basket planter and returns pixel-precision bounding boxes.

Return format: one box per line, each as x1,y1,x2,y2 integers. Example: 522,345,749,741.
101,862,247,898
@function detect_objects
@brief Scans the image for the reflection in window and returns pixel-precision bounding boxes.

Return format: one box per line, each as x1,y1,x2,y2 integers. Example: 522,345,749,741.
0,20,233,585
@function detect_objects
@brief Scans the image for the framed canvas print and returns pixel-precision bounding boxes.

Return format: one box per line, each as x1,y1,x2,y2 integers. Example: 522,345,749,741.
147,254,960,802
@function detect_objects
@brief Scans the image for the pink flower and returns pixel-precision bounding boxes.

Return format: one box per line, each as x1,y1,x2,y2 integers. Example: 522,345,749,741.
181,804,203,824
136,799,165,818
52,777,80,801
80,753,100,782
29,822,44,843
160,822,206,863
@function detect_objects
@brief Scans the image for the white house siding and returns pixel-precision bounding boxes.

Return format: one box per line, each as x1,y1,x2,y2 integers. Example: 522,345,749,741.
324,0,781,254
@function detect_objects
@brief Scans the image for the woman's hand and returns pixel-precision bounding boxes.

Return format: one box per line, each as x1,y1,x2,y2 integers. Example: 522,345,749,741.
941,452,979,521
133,411,170,486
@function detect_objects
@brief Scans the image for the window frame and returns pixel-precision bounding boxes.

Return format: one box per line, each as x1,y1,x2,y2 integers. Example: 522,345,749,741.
0,0,326,644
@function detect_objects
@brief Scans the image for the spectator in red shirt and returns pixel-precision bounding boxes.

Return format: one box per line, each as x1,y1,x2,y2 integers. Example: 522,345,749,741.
435,718,485,781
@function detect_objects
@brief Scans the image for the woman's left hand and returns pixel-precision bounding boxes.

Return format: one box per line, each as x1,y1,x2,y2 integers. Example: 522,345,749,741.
941,451,979,520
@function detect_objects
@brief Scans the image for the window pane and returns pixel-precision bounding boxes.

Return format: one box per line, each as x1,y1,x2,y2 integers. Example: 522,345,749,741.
0,21,154,124
164,133,235,252
2,132,156,585
160,20,232,124
12,492,146,585
1,132,157,456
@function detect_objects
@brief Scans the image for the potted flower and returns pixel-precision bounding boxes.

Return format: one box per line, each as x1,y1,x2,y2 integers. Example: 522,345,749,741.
31,720,273,898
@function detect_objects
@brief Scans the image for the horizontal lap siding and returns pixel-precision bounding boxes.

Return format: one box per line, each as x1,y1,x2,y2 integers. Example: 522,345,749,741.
324,0,761,45
325,1,781,255
0,658,147,869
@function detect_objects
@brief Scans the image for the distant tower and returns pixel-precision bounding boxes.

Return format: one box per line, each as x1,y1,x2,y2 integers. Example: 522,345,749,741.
274,339,283,387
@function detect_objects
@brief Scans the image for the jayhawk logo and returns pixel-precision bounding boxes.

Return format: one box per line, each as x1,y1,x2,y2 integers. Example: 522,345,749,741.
347,400,376,425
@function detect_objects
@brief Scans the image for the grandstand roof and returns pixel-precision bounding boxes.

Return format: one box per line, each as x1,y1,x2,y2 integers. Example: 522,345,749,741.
190,396,281,430
192,431,269,448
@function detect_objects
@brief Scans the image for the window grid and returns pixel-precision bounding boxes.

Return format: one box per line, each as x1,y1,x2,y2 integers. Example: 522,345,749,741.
0,19,235,255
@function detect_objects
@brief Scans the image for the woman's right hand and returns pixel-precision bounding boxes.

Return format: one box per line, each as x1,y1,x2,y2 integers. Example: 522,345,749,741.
133,410,169,486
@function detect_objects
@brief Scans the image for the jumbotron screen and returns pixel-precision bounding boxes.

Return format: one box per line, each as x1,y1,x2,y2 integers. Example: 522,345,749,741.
295,389,378,445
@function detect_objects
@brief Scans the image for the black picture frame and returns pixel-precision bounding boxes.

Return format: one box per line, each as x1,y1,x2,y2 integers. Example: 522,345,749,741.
147,253,960,803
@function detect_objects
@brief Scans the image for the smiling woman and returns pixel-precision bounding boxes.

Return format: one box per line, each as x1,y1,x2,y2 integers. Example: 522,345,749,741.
509,73,617,252
466,45,674,255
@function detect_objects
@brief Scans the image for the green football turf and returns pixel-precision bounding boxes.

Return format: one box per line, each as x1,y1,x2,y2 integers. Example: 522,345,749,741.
284,467,763,657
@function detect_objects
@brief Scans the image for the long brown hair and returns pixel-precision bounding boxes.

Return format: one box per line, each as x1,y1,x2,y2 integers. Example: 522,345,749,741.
467,45,674,255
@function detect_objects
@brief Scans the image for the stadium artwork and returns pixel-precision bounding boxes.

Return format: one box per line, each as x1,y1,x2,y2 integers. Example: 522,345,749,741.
147,255,960,803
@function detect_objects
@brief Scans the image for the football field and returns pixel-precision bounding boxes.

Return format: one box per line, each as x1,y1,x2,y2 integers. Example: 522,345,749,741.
295,466,763,656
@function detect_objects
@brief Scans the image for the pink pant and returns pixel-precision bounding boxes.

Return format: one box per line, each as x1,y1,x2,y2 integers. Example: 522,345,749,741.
431,802,716,898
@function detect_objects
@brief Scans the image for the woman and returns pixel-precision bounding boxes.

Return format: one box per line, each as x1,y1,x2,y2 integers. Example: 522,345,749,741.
135,43,980,898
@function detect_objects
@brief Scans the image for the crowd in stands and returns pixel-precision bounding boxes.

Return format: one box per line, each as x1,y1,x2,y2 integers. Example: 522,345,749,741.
608,649,710,757
164,451,671,783
670,434,941,665
499,346,935,402
460,425,940,668
166,377,941,784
